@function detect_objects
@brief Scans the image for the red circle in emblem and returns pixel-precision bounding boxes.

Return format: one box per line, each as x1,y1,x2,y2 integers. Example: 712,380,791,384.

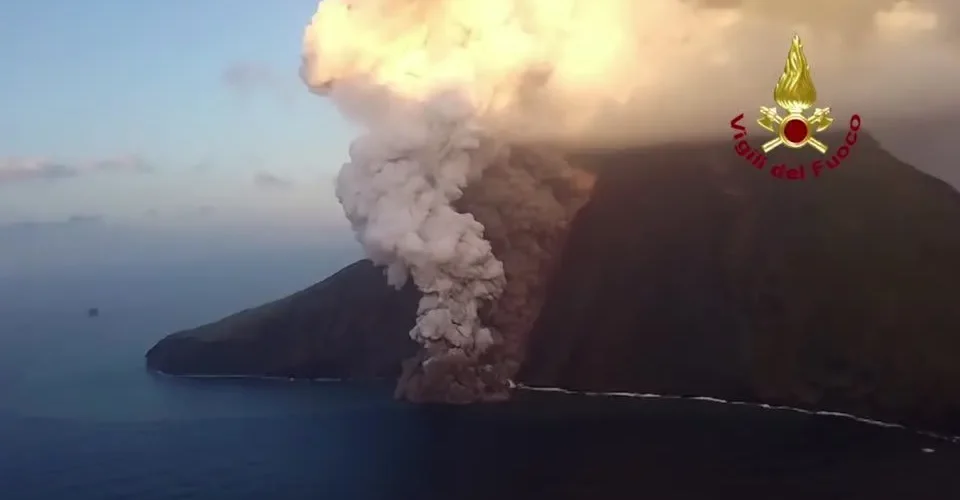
783,119,809,144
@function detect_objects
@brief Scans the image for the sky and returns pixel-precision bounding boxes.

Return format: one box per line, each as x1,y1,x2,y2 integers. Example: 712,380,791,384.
0,1,362,281
2,0,959,286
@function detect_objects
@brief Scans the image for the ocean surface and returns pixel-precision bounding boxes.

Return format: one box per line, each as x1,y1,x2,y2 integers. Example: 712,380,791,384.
2,256,960,499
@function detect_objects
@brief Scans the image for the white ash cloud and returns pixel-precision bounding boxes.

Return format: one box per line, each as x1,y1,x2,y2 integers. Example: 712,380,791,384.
298,0,960,400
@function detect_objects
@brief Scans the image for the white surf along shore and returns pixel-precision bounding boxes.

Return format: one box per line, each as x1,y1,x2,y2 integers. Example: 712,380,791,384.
152,369,959,445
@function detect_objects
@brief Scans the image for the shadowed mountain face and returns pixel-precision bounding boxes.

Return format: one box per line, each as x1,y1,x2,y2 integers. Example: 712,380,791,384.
146,261,420,379
147,132,960,433
521,133,960,431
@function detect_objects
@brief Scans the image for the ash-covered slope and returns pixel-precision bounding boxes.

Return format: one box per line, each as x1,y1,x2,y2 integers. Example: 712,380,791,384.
522,132,960,432
146,132,960,432
146,260,419,379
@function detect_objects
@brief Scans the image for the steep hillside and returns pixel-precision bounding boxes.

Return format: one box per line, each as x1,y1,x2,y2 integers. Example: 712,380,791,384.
522,133,960,431
146,261,419,379
147,132,960,432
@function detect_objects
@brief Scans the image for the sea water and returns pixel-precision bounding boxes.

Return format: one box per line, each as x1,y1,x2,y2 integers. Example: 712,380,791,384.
1,253,959,500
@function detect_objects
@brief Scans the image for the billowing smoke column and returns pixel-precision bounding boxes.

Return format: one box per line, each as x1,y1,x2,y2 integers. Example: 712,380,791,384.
300,0,957,402
302,0,960,151
299,0,623,401
332,91,509,401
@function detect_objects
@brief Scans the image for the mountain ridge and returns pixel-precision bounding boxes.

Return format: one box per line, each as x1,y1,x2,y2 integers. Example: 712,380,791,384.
147,131,960,433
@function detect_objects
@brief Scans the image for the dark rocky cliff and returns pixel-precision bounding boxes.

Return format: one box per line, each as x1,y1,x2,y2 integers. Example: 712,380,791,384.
521,133,960,432
146,133,960,433
146,261,419,379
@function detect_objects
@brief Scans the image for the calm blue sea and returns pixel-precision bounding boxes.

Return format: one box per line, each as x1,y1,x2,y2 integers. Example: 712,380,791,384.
3,251,960,499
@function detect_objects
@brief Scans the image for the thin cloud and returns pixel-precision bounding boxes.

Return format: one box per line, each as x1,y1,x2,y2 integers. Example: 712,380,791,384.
254,171,294,189
221,61,296,103
195,205,216,216
0,214,104,233
91,155,152,173
0,160,76,183
142,206,216,218
0,155,152,185
222,62,277,91
192,161,214,172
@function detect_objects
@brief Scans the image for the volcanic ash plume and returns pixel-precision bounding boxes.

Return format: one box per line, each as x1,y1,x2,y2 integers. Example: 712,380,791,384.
300,0,612,401
300,0,958,402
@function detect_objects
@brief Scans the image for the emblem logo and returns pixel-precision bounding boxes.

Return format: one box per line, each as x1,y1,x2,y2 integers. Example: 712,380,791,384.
728,34,862,181
756,35,834,154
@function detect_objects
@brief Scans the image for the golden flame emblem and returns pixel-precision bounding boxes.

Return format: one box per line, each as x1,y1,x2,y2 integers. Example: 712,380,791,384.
757,35,834,153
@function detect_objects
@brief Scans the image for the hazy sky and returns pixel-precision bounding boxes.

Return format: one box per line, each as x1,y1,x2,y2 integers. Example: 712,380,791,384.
0,1,354,225
0,1,364,279
2,0,958,282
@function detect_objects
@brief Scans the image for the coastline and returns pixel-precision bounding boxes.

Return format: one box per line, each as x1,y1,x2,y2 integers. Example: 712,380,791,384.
149,369,346,383
517,384,960,446
147,369,960,446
